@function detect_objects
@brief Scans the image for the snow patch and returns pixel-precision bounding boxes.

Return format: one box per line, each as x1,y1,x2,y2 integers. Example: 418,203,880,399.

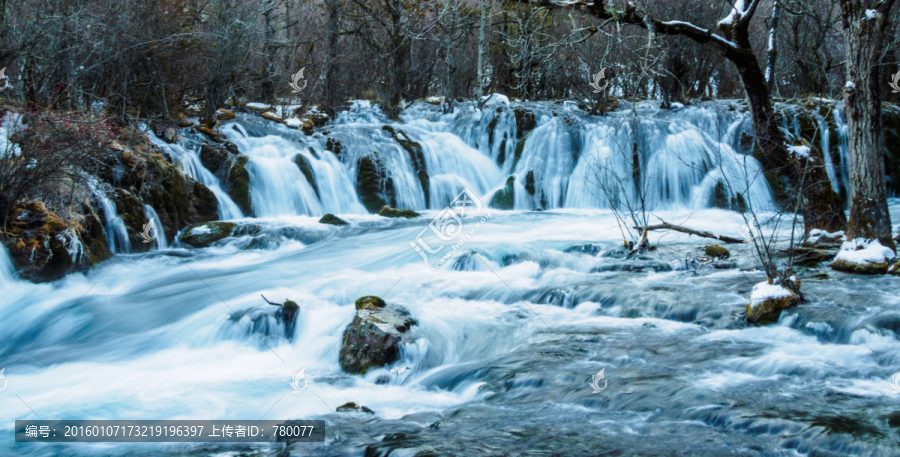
845,81,856,89
284,118,303,128
245,102,271,111
190,225,213,235
750,281,793,307
807,229,844,243
787,145,810,159
482,94,510,107
834,239,896,265
865,9,877,19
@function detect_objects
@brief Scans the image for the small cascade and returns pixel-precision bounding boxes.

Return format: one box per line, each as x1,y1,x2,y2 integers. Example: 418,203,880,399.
0,243,16,286
148,132,244,220
143,205,168,250
95,190,131,254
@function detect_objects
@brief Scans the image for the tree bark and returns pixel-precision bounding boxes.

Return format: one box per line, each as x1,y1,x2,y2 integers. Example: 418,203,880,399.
765,0,780,91
513,0,847,234
476,0,489,109
634,222,746,244
839,0,897,250
324,0,341,117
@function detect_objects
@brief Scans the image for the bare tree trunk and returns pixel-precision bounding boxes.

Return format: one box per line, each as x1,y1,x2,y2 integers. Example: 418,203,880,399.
839,0,897,250
262,3,276,103
765,0,780,91
324,0,340,116
476,0,489,109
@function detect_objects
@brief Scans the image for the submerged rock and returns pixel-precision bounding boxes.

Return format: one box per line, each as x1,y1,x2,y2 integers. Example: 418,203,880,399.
293,153,319,198
181,222,237,248
319,213,348,225
356,153,393,213
378,206,420,218
339,296,417,375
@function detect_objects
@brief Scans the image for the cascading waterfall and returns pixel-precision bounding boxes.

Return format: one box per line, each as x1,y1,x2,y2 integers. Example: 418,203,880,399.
95,189,131,254
143,204,168,250
148,132,244,220
0,243,16,286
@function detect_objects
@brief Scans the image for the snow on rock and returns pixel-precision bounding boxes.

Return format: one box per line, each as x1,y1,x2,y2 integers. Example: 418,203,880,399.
787,145,810,159
669,102,685,109
865,9,877,19
746,281,798,324
284,118,303,129
807,229,844,245
425,96,443,105
482,94,510,107
831,238,896,274
845,81,856,89
245,102,272,112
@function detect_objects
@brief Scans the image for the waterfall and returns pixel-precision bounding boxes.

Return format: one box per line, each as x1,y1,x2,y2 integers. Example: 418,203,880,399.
143,205,168,250
148,132,244,220
95,190,131,254
0,243,16,286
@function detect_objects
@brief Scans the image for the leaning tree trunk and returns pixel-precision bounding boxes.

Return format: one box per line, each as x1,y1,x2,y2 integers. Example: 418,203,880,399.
839,0,897,250
731,48,846,233
324,0,340,117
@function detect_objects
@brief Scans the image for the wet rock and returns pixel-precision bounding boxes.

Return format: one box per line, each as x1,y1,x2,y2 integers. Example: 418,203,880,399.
489,176,515,210
339,296,416,375
704,245,730,259
111,188,152,252
307,112,329,127
325,137,342,156
746,282,799,324
319,213,347,225
336,402,375,414
216,108,236,121
378,206,420,218
513,108,536,138
292,153,319,198
177,117,194,128
356,153,394,213
162,128,179,144
193,125,224,142
301,119,314,135
830,258,890,275
181,221,237,248
223,141,240,155
563,243,603,256
261,112,284,123
226,156,252,216
525,170,536,196
199,144,234,179
384,127,429,206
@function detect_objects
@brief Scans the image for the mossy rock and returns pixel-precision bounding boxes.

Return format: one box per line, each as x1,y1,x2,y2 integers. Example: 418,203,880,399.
378,206,420,218
181,222,237,248
319,213,347,225
524,170,536,195
704,245,730,259
746,292,799,324
261,112,284,123
193,125,224,142
830,258,890,275
112,188,152,253
339,298,416,374
217,109,236,121
356,154,389,213
293,154,319,198
489,176,515,210
226,156,251,216
512,133,530,169
355,296,387,310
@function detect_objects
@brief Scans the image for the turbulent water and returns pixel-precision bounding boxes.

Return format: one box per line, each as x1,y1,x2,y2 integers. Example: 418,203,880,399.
1,100,899,457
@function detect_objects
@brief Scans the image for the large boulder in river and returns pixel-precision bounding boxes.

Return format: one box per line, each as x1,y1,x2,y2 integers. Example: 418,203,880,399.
181,222,236,248
339,296,417,375
489,176,515,210
377,206,420,218
319,213,347,225
226,156,252,216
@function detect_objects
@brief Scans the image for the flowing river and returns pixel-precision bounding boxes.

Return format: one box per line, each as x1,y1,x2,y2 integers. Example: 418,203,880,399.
1,100,898,456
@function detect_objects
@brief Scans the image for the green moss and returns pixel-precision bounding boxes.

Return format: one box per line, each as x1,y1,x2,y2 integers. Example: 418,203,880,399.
227,156,252,216
525,170,536,195
355,295,386,310
356,154,388,213
378,206,421,218
319,213,348,225
704,245,730,258
386,128,430,207
512,134,530,170
293,154,319,198
489,176,516,210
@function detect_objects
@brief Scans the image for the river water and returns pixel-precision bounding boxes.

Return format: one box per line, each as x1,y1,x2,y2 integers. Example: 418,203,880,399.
0,100,898,456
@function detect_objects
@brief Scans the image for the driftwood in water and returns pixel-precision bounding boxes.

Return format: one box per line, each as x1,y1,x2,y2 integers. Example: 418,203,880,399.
634,222,745,244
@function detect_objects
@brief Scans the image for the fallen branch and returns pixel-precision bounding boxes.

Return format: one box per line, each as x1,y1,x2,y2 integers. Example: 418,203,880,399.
634,222,745,244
